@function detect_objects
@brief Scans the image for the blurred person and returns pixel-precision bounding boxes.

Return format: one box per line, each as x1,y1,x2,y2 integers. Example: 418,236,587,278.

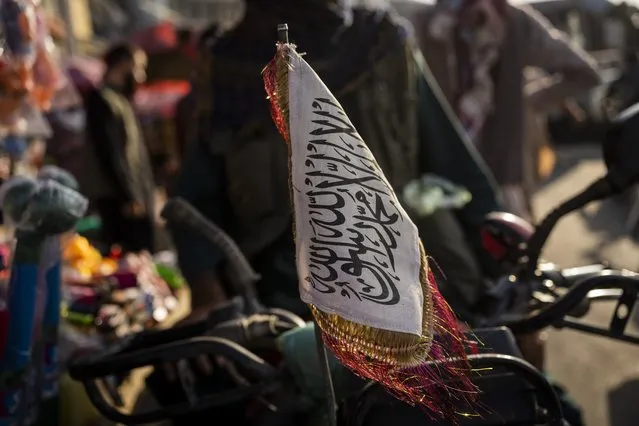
169,25,221,196
85,43,155,253
410,4,596,422
604,50,639,120
411,0,601,221
171,0,502,324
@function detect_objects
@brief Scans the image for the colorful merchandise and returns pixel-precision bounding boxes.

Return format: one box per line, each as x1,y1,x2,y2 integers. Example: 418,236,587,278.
62,234,183,335
0,0,77,148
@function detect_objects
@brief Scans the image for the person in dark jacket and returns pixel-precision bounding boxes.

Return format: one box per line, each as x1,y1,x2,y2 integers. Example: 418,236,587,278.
85,43,156,253
170,1,501,322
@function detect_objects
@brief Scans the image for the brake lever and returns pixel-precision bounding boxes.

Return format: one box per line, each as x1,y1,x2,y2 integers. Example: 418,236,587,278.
115,298,295,355
121,317,211,354
121,309,303,358
504,272,639,344
69,336,278,382
209,315,301,349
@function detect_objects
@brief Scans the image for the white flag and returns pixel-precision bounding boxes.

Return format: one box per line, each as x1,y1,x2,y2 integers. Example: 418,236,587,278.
286,50,423,336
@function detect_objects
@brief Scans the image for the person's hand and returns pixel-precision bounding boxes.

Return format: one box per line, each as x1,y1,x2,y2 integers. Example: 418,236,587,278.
122,202,146,218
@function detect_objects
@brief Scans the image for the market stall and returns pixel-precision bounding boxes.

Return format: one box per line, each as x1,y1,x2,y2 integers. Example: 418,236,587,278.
0,168,189,426
58,236,190,426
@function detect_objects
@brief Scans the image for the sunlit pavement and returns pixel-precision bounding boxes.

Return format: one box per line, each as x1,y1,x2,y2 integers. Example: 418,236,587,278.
534,144,639,426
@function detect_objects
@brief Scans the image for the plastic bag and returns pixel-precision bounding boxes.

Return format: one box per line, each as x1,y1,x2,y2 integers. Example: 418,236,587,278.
402,174,472,217
0,177,88,233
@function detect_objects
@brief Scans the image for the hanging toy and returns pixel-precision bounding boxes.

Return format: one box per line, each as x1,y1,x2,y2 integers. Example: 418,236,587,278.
0,176,87,424
0,0,36,96
29,0,59,111
0,0,37,141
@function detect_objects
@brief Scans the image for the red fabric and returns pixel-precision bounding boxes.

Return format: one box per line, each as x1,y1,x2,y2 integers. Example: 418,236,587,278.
131,22,178,54
263,51,290,143
134,80,191,119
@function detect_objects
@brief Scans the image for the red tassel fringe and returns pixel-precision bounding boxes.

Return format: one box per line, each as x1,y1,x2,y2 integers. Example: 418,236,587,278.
263,54,290,143
321,271,478,422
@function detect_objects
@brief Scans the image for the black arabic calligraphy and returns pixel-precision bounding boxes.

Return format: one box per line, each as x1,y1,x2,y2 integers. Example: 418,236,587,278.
303,98,403,305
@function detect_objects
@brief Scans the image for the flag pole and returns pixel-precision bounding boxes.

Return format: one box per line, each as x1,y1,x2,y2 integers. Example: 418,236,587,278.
277,23,289,44
275,22,337,426
315,321,338,426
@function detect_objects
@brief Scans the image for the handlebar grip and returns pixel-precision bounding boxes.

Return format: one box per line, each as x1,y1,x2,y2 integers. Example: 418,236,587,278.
161,198,260,286
209,314,301,348
122,319,210,354
68,336,278,381
112,308,305,355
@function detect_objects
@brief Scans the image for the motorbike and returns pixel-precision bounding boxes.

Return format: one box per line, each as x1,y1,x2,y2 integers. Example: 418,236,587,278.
67,104,639,426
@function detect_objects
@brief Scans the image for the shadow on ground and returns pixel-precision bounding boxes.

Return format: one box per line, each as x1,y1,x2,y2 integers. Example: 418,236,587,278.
607,379,639,426
536,143,639,266
538,144,603,190
576,197,632,266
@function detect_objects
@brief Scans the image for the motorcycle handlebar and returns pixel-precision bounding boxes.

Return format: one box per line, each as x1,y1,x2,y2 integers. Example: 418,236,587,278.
68,336,278,382
81,369,273,425
161,198,262,314
99,305,306,358
66,307,306,425
68,336,281,424
82,380,270,425
504,272,639,339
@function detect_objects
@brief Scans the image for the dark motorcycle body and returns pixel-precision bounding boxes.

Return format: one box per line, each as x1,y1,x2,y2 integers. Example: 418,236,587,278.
68,104,639,426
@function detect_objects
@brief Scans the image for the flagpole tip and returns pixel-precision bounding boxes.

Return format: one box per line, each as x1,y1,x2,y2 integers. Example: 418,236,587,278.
277,23,289,44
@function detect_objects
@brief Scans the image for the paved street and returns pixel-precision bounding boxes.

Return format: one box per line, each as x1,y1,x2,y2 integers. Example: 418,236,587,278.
534,144,639,426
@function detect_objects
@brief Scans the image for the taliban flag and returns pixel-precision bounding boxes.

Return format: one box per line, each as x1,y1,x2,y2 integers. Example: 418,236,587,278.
263,32,476,418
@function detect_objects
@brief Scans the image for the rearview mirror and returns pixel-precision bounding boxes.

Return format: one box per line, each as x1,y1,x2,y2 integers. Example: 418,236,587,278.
603,103,639,190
